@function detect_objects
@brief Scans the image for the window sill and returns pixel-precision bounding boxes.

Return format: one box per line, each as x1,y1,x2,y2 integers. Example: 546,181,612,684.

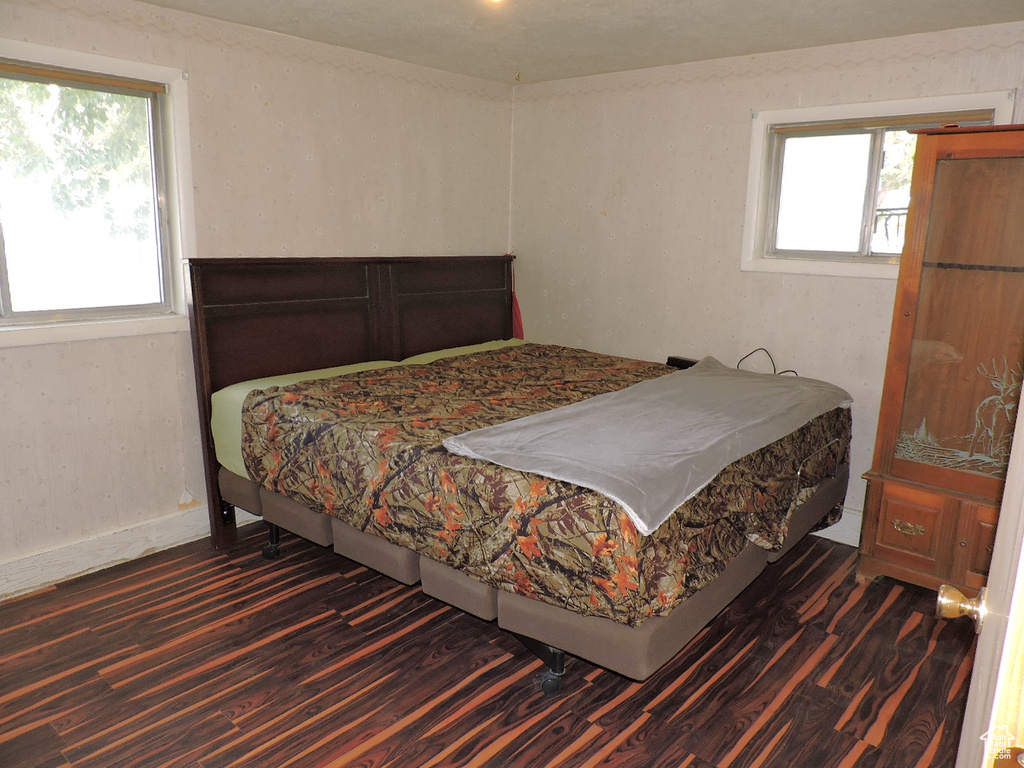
741,255,899,280
0,313,190,349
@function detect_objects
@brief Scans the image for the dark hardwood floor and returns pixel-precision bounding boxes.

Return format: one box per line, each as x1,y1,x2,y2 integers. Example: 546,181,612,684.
0,523,976,767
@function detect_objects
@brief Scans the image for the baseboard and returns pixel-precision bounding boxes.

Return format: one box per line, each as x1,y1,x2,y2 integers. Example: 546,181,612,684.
0,499,856,602
0,505,261,601
814,505,862,548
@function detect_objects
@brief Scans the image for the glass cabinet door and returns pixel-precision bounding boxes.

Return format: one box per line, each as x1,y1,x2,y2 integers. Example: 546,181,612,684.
894,156,1024,488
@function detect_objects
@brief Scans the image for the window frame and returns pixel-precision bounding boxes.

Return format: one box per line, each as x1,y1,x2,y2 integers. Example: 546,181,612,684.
0,39,195,347
740,91,1016,280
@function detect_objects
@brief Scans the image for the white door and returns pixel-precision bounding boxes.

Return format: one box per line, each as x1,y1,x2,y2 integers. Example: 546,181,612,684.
956,425,1024,767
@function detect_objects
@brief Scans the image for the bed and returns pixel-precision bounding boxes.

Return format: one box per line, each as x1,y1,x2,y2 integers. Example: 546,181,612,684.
188,254,852,690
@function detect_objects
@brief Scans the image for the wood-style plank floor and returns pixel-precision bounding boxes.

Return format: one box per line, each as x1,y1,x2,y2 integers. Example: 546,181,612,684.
0,523,976,768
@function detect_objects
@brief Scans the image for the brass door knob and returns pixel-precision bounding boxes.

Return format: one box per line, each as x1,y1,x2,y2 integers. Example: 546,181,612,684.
936,585,987,634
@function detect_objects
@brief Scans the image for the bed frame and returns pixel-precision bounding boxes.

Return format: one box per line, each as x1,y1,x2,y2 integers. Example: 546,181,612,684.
187,254,850,690
188,255,515,549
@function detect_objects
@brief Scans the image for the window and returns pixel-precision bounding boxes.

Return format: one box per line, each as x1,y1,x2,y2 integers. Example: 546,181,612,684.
741,92,1016,279
0,60,170,324
0,40,194,345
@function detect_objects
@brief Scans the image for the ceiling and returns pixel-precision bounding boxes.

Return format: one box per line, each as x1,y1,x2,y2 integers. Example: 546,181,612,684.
137,0,1024,84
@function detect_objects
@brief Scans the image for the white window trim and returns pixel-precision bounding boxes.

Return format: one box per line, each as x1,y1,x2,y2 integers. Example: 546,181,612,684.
0,38,197,348
740,91,1017,280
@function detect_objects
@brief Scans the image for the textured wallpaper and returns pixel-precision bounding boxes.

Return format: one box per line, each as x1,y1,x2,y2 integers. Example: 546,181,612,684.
0,0,513,563
510,22,1024,517
2,0,1023,567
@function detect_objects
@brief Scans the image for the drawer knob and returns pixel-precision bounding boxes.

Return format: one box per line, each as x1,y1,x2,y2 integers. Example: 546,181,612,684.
892,519,925,536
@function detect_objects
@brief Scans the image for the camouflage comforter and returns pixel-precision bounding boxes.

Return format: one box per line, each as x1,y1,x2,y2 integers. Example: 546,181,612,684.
242,343,851,626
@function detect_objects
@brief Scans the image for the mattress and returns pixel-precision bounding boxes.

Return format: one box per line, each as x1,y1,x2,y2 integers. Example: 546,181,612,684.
210,339,526,477
237,343,852,627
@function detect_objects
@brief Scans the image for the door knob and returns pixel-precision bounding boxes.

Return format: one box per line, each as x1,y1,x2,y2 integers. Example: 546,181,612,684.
936,585,987,634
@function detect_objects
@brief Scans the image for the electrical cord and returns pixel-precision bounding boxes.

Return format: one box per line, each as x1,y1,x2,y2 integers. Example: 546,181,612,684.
736,347,798,376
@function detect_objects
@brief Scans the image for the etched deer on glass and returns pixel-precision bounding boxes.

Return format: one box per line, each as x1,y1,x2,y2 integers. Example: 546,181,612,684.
969,358,1023,462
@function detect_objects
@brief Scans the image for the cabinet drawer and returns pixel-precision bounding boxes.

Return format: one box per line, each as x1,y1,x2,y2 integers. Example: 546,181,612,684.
874,483,945,569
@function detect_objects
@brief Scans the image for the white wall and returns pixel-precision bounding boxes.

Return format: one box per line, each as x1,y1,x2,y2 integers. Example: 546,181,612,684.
0,0,512,597
3,1,1023,598
510,22,1024,544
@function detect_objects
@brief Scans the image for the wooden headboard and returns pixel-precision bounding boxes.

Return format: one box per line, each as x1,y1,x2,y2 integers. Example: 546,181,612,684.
188,254,515,547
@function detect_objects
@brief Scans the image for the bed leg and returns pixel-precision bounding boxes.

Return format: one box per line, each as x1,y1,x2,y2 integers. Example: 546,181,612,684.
262,523,282,560
219,500,235,525
512,633,566,694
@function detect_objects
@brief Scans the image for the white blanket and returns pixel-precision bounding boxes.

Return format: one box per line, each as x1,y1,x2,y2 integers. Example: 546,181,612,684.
443,357,852,536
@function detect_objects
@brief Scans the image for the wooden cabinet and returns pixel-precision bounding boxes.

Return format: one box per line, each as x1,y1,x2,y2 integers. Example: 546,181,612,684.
859,125,1024,595
861,478,998,592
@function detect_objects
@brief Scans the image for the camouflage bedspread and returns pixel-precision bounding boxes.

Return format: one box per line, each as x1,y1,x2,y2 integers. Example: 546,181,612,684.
242,343,851,626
